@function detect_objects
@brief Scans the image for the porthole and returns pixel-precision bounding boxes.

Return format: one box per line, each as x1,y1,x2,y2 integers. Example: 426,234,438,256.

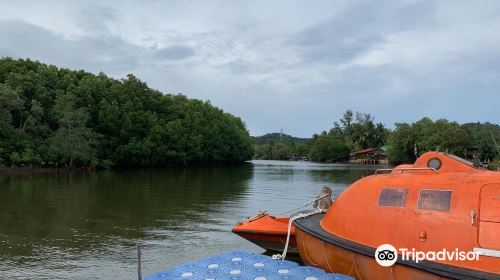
427,157,442,170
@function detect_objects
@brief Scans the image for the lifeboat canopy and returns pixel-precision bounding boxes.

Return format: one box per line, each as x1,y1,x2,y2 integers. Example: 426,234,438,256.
317,151,500,276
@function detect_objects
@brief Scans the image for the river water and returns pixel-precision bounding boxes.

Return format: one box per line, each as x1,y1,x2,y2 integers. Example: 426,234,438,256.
0,160,379,279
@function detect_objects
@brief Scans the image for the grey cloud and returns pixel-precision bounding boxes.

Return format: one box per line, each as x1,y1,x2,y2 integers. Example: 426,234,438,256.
224,59,253,74
0,1,499,137
290,0,437,64
154,46,195,61
0,20,139,75
75,5,121,35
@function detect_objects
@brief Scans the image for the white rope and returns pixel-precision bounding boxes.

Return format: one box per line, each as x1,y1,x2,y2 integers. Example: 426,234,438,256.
272,209,326,260
238,193,329,222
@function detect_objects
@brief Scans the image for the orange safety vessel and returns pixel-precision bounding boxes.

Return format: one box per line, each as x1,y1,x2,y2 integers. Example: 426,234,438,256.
294,152,500,279
232,212,298,254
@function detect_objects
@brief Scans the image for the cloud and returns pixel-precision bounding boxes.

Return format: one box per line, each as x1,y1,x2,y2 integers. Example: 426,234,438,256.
289,0,437,65
0,0,499,137
74,5,122,36
154,46,195,61
0,20,139,76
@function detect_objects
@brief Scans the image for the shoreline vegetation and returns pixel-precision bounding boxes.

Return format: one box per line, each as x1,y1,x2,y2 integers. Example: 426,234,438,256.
0,58,498,171
253,111,499,170
0,58,253,169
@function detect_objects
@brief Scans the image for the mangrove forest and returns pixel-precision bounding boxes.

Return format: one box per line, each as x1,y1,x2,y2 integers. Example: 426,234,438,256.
0,58,254,168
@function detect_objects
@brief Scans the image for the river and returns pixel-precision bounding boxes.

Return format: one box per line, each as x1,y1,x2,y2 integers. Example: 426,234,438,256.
0,160,380,279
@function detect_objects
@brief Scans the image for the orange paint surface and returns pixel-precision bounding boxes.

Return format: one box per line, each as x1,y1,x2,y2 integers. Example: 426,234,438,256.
320,152,500,274
233,214,294,236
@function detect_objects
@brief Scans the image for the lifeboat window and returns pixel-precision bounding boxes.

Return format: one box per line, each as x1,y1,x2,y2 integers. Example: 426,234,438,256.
418,190,452,211
378,188,408,207
427,158,442,170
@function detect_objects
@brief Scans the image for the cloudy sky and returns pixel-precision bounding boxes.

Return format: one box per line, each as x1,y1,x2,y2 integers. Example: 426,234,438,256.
1,0,499,137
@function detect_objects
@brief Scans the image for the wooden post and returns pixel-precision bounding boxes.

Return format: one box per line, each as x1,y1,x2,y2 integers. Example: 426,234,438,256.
137,244,142,280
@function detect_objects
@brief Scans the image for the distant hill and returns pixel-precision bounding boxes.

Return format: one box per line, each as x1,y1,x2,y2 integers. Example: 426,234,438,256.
251,133,311,144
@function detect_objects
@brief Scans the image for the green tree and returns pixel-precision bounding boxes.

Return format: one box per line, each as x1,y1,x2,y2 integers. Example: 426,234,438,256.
387,118,475,164
253,133,312,160
0,58,254,167
387,123,415,164
464,122,500,161
310,135,350,162
0,83,24,164
48,93,96,167
329,110,388,151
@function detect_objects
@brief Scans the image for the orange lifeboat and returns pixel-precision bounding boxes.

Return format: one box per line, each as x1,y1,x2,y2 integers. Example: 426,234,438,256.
232,212,298,254
294,152,500,279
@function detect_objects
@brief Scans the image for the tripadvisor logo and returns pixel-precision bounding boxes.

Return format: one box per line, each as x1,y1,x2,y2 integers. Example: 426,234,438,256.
375,244,480,267
375,244,398,267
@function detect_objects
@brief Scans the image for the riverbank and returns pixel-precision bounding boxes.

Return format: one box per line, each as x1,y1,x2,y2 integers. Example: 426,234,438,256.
251,158,390,166
0,161,255,175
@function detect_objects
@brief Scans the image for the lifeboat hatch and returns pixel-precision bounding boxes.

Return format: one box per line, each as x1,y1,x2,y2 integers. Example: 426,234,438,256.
478,184,500,250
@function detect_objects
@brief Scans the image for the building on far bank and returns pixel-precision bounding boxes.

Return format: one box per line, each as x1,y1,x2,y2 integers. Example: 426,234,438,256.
348,147,388,165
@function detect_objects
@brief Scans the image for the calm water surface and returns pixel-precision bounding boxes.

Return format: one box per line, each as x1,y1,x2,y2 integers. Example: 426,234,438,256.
0,160,379,279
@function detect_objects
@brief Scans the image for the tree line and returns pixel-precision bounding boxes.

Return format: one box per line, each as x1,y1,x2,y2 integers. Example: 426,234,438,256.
1,58,497,169
253,110,389,162
387,119,499,165
253,110,499,168
0,58,254,168
253,133,312,160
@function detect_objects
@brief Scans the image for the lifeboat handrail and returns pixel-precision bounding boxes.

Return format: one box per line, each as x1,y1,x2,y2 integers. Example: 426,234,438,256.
375,167,438,175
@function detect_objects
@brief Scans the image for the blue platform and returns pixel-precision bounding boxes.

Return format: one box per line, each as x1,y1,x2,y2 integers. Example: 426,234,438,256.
145,251,353,280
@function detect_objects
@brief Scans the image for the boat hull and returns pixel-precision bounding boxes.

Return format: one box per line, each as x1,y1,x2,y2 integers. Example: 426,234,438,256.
294,213,499,280
296,227,451,280
232,213,298,254
232,231,298,254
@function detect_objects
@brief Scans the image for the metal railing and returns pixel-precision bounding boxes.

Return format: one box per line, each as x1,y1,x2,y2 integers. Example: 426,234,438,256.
375,167,438,175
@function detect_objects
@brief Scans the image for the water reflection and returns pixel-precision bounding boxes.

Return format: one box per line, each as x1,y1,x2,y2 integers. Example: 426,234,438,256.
0,161,379,279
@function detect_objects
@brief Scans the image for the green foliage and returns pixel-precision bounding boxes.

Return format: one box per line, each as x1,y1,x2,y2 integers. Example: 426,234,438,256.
464,122,500,162
0,58,253,167
9,148,42,166
253,110,389,163
9,152,21,165
253,133,312,160
48,93,96,167
386,123,413,164
98,159,114,169
263,110,498,166
0,83,24,161
305,109,388,163
310,135,350,162
329,110,389,151
387,118,498,164
252,133,310,145
489,159,500,171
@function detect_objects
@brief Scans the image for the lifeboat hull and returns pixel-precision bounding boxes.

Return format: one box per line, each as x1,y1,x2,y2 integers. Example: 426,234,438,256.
232,213,298,254
294,213,499,280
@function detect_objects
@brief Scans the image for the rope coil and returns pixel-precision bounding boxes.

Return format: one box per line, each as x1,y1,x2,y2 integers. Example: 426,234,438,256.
272,209,326,260
238,191,332,261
